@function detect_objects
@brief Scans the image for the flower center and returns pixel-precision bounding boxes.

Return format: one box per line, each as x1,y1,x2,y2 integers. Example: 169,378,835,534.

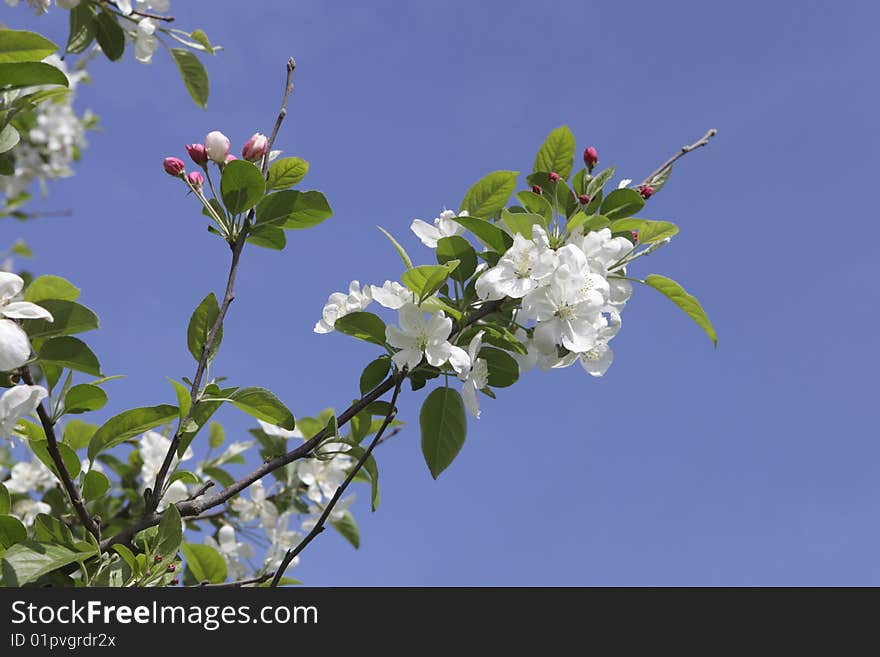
555,304,575,321
415,331,429,351
514,253,533,278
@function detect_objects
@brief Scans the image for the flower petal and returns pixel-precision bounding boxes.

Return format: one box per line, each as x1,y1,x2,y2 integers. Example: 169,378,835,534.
0,272,24,300
2,301,53,321
0,319,31,372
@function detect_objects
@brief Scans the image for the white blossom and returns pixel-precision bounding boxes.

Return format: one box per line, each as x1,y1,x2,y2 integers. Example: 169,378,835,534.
617,178,632,189
458,331,488,419
264,510,303,573
385,303,470,374
11,499,51,527
0,272,54,372
314,280,372,334
205,525,254,581
133,18,158,63
370,280,414,309
475,225,556,301
138,430,193,510
257,419,303,440
410,209,468,248
0,385,48,439
230,480,277,527
296,450,352,505
5,458,56,494
301,495,354,532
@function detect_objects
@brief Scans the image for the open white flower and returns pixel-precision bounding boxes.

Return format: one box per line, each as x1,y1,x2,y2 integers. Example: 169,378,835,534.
411,209,468,248
0,272,53,372
475,226,556,301
205,525,254,581
314,280,372,334
370,280,414,309
553,244,610,308
231,479,277,527
0,384,47,439
458,332,489,419
134,18,158,63
264,510,303,572
385,303,470,374
301,495,354,532
11,499,52,527
521,273,606,354
296,450,351,505
5,458,56,494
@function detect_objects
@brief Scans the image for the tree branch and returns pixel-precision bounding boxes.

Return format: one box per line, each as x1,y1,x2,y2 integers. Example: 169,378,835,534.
19,367,101,543
102,1,175,22
270,368,407,586
636,128,718,189
197,573,273,588
260,58,296,175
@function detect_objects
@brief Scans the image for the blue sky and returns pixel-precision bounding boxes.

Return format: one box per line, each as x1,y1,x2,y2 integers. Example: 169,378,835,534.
6,0,879,585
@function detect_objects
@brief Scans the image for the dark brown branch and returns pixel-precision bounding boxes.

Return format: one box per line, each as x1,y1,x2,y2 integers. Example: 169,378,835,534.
19,367,101,543
270,369,407,586
636,128,718,189
260,58,296,175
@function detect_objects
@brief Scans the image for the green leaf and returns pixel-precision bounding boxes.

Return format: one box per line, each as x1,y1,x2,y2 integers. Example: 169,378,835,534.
0,62,68,90
0,30,58,63
24,275,79,303
460,170,519,219
645,164,672,193
346,444,381,511
202,466,234,488
208,422,224,449
0,124,19,154
169,48,209,108
600,188,645,220
112,544,137,573
644,274,718,346
533,126,575,180
155,504,183,559
586,166,616,197
246,224,286,250
514,190,553,223
189,29,215,54
334,311,387,346
29,439,80,480
360,357,391,395
87,405,179,461
62,419,96,451
66,5,96,54
255,189,332,230
64,383,107,414
377,226,413,269
0,483,9,516
501,209,542,238
22,300,99,339
33,514,75,548
220,159,264,215
266,157,309,190
38,336,101,376
82,470,110,502
181,543,227,584
169,470,200,486
480,347,519,388
609,218,678,244
94,10,125,61
420,386,467,479
0,515,26,549
202,387,295,430
436,236,477,284
186,293,222,363
168,379,191,421
402,262,459,303
451,215,513,254
331,511,360,549
0,541,89,586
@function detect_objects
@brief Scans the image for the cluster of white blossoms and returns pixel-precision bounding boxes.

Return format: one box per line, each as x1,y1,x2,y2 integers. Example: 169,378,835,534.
477,224,633,378
137,430,193,510
314,207,635,419
0,56,93,200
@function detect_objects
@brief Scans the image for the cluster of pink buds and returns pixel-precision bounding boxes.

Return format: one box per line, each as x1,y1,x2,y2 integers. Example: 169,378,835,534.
164,130,270,180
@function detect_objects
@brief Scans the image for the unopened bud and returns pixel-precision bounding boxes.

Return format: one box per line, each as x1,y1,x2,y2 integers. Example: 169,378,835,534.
204,130,231,164
549,172,560,182
224,154,238,165
167,563,176,573
583,146,598,171
577,194,590,205
639,185,654,199
631,230,639,243
531,185,542,195
241,132,269,162
170,577,179,586
187,171,205,188
163,157,185,177
154,554,164,564
185,143,208,166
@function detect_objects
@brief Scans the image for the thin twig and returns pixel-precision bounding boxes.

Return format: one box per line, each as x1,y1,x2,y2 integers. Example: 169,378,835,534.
270,369,407,586
198,573,273,588
636,128,718,189
19,366,101,543
261,58,296,175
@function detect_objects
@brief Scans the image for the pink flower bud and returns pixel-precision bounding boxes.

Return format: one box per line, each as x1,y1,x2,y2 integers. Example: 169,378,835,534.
170,577,179,586
583,146,598,170
204,130,230,164
531,185,542,195
241,132,269,162
549,172,560,182
224,154,237,164
578,194,590,205
163,157,185,176
167,563,176,573
639,185,654,199
187,171,204,188
185,143,207,166
631,230,639,243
